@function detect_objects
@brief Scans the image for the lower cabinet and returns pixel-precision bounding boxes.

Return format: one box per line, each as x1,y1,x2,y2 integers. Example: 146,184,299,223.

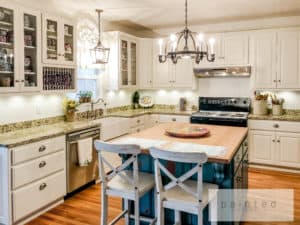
12,171,66,222
249,120,300,169
6,136,66,225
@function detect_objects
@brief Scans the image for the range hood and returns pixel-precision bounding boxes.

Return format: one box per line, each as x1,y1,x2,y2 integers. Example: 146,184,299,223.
194,65,251,78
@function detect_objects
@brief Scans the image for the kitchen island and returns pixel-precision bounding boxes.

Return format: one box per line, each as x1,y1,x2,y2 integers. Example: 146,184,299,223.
113,123,249,225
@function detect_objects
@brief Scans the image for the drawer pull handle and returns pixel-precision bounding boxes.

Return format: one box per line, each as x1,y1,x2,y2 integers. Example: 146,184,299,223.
39,183,47,191
137,120,140,123
273,124,279,128
39,145,46,152
172,118,176,122
39,161,47,168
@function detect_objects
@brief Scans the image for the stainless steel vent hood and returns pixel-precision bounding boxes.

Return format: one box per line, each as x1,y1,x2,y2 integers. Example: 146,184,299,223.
194,65,251,78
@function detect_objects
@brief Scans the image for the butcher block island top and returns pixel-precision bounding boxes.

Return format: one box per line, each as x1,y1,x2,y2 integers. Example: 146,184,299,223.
114,122,248,164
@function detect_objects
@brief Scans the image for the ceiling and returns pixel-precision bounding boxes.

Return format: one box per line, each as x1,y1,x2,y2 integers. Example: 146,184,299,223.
13,0,300,30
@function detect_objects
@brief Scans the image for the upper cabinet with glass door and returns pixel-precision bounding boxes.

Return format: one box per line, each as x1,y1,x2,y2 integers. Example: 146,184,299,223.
20,9,41,92
42,14,76,66
119,33,137,88
0,4,17,92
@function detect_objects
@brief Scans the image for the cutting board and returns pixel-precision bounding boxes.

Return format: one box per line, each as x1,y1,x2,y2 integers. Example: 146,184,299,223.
165,124,210,138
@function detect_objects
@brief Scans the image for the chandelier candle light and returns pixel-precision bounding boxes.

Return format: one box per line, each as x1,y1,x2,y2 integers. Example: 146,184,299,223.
158,0,215,64
90,9,110,64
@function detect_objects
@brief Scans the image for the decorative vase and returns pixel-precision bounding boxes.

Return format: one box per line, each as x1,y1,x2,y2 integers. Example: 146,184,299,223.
272,104,283,116
253,100,268,115
66,110,76,122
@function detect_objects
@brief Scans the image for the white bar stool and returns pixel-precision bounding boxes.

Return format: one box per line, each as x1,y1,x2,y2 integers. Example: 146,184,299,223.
95,140,156,225
149,147,219,225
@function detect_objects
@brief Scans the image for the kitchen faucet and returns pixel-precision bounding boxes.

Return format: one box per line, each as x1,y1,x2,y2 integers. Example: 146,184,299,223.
91,98,106,111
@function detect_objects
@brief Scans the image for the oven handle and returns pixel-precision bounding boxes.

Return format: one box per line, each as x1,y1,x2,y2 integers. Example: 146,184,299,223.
68,134,100,145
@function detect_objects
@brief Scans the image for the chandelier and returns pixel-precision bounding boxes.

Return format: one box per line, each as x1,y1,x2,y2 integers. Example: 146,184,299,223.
90,9,110,64
158,0,215,64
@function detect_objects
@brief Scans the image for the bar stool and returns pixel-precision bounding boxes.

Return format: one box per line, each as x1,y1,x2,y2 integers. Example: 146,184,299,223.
95,140,156,225
149,147,219,225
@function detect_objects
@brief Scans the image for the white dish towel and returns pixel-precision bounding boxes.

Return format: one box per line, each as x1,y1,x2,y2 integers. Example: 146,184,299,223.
77,137,93,167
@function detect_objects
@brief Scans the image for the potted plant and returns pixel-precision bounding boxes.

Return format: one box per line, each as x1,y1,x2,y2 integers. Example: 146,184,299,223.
132,91,140,109
78,91,93,103
271,95,284,116
62,98,79,122
253,92,269,115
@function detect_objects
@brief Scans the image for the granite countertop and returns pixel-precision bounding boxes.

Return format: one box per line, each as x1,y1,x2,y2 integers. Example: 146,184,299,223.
107,108,196,117
0,109,196,148
248,110,300,122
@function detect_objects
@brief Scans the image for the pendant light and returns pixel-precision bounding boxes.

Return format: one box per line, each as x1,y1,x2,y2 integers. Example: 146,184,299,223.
158,0,215,64
90,9,110,64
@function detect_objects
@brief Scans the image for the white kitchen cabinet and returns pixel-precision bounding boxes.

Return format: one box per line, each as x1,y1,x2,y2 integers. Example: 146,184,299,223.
19,8,41,92
138,38,153,89
152,39,196,89
250,31,277,89
251,28,300,90
99,117,130,141
249,120,300,170
197,32,249,67
42,13,76,66
144,114,160,128
277,30,300,89
223,32,249,65
197,33,223,67
277,132,300,168
0,3,19,93
103,31,138,90
249,130,276,165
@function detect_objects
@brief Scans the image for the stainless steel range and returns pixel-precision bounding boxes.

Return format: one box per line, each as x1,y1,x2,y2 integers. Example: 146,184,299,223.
191,97,251,127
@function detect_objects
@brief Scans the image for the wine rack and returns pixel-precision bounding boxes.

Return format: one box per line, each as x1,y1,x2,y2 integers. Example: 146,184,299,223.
43,67,75,91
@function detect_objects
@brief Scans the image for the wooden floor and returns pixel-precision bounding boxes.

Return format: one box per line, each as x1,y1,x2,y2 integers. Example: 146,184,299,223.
27,168,300,225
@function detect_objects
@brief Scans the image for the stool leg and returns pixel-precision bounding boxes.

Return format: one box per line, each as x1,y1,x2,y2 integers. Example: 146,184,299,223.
197,207,203,225
134,192,140,225
157,194,164,225
101,187,108,225
124,199,130,225
174,210,181,225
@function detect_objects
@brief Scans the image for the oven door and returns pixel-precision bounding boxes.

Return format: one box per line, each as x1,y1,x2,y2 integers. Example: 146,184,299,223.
66,131,100,193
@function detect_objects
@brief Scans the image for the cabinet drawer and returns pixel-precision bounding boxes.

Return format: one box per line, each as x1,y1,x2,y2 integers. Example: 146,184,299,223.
12,151,65,189
13,171,66,222
130,116,145,128
11,136,65,165
249,120,300,133
159,115,190,123
130,125,145,134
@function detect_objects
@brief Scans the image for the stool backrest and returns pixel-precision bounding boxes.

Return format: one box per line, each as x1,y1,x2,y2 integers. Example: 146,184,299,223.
95,140,141,187
149,147,208,201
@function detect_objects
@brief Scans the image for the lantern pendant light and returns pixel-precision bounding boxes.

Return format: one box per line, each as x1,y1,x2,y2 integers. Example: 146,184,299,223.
90,9,110,64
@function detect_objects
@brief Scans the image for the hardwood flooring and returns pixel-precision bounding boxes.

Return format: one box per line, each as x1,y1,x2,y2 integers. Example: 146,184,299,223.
27,168,300,225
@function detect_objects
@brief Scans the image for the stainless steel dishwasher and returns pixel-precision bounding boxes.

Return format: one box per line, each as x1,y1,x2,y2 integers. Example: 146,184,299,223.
66,126,100,193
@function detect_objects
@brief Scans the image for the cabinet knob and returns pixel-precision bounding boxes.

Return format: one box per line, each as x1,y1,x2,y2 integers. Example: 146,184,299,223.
272,139,275,142
277,139,280,143
278,80,281,83
39,183,47,191
172,118,176,122
39,145,46,152
39,161,47,168
273,124,279,128
137,119,140,123
15,80,20,83
273,80,277,83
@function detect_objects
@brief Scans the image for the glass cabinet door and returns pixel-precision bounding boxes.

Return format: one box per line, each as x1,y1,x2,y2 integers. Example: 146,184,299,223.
120,39,129,86
0,7,15,89
130,42,137,86
23,13,38,88
46,19,58,60
63,23,74,63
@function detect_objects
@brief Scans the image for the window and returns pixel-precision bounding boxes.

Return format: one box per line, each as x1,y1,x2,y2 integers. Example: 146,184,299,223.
73,19,101,99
